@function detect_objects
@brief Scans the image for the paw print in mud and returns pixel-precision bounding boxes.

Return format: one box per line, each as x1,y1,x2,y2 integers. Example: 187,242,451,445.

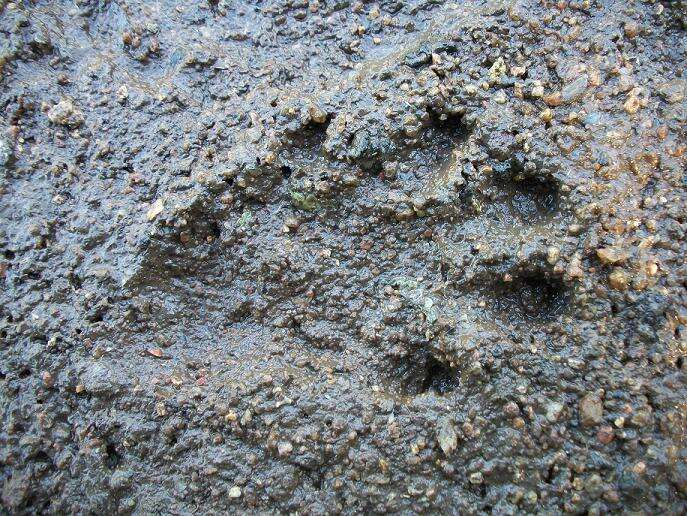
138,103,572,400
266,110,571,397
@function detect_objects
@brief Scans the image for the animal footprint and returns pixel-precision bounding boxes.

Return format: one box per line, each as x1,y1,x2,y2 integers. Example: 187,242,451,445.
133,98,573,400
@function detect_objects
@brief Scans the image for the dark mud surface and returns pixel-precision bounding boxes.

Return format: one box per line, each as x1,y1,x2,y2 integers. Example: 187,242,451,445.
1,0,687,513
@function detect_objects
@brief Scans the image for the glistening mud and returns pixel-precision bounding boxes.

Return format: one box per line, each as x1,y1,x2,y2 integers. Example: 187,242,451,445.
1,0,686,514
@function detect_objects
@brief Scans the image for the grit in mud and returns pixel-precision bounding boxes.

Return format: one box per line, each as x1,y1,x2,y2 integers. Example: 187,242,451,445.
1,0,686,514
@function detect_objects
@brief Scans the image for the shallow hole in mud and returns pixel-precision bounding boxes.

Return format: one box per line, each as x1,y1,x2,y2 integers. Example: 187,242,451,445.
420,355,458,395
508,175,559,220
361,159,384,175
427,109,468,140
394,110,468,187
286,120,330,151
492,274,568,322
33,450,50,462
18,368,31,379
391,352,459,397
489,163,560,224
545,463,556,483
209,221,221,240
280,165,293,178
105,442,121,469
677,356,684,369
4,250,15,260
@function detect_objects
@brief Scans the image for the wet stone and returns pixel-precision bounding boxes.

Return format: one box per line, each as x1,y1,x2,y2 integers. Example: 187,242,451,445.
436,417,458,456
47,100,84,128
579,393,603,427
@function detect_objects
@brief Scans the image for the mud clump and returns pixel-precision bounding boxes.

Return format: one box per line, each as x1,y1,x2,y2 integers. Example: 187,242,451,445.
1,0,686,514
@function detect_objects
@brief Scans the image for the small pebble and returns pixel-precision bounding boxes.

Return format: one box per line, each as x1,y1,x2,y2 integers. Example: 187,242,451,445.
608,269,628,291
278,441,293,456
41,371,55,388
624,21,639,39
579,393,603,427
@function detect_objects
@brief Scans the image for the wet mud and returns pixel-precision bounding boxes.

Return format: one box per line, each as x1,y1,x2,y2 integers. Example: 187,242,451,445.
1,0,686,513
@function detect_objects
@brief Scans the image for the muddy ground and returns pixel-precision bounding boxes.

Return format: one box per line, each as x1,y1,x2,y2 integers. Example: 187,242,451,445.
1,0,686,513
